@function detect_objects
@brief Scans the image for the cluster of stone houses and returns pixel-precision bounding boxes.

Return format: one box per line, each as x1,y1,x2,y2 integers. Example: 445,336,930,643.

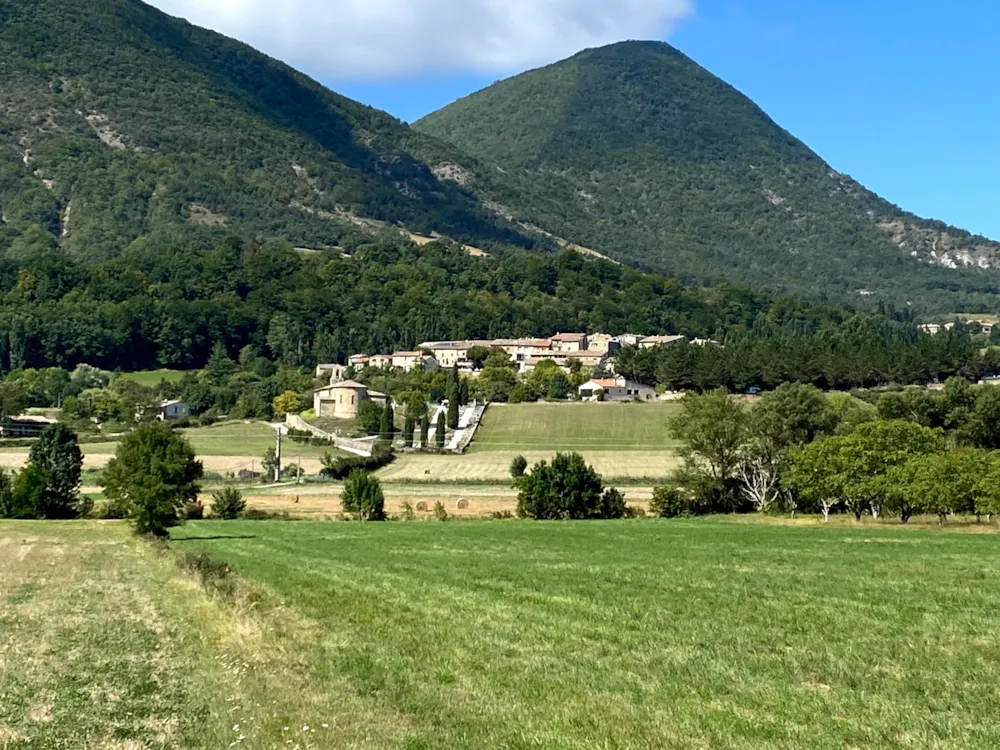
920,320,996,336
312,333,695,414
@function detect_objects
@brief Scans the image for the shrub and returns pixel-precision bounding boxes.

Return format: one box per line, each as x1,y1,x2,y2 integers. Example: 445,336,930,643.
211,487,246,520
516,452,606,520
433,501,448,522
510,455,528,479
491,510,514,520
320,445,395,480
401,501,416,521
242,508,295,521
181,552,235,597
599,487,628,519
649,485,701,518
182,500,205,520
341,470,385,521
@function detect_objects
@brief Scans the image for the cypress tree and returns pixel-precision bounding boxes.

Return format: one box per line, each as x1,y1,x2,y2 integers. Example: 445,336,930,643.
379,401,394,442
420,417,430,448
403,414,415,448
436,411,447,450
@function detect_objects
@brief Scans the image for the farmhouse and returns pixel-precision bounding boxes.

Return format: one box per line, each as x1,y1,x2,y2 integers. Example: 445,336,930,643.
578,377,657,402
313,380,388,419
158,399,189,420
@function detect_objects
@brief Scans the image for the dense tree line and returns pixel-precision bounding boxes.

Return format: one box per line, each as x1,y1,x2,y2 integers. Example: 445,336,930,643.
666,382,1000,524
0,233,865,373
616,322,998,393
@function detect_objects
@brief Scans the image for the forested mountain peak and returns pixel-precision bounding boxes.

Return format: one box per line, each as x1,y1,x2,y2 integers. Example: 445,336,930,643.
416,41,1000,312
0,0,534,260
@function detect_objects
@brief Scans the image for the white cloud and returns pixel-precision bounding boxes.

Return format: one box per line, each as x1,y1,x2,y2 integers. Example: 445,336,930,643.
146,0,694,79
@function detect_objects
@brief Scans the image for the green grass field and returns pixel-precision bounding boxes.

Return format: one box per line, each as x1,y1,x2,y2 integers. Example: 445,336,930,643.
470,402,681,452
7,519,1000,747
79,422,339,460
119,369,188,387
166,518,1000,748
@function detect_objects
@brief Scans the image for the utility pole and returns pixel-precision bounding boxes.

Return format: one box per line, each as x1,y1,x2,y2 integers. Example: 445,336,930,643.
274,428,282,483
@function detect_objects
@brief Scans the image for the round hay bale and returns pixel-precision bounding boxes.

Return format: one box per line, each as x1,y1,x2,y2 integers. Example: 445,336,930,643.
415,501,428,512
455,498,469,510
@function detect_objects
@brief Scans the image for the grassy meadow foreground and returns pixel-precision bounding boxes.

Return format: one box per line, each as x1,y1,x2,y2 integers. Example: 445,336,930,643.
5,519,1000,748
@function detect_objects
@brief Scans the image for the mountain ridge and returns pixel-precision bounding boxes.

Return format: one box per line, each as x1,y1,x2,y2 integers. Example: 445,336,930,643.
415,41,1000,311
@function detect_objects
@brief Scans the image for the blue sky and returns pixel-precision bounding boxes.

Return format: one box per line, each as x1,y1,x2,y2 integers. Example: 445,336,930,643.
151,0,998,239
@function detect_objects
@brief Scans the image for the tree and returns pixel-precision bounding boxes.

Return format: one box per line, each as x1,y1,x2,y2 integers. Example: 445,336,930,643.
547,372,570,400
380,401,395,442
206,341,236,381
0,469,25,519
403,414,415,448
272,390,302,417
341,470,385,521
516,452,609,520
0,381,27,423
262,445,280,481
510,454,528,479
669,389,748,511
420,417,430,448
436,411,446,450
740,383,834,513
446,367,460,429
27,423,84,519
211,487,246,519
466,346,492,370
787,421,946,522
975,453,1000,522
891,450,983,524
103,422,204,536
356,400,383,435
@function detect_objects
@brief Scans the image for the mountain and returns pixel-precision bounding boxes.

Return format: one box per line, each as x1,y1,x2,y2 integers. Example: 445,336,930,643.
2,3,998,315
0,0,539,261
415,41,1000,312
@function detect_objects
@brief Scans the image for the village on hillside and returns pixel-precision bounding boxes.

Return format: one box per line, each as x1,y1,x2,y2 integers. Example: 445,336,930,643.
312,333,715,419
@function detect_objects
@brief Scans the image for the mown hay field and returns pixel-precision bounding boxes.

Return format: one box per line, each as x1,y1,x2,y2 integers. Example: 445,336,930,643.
6,519,1000,747
377,450,680,483
469,402,682,453
170,518,1000,749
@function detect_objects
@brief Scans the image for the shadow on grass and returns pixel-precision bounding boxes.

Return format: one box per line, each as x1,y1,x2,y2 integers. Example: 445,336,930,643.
171,535,258,542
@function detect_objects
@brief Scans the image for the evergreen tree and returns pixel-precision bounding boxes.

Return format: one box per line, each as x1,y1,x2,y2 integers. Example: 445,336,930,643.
403,414,415,448
380,401,395,442
436,411,446,450
27,423,84,519
420,417,430,448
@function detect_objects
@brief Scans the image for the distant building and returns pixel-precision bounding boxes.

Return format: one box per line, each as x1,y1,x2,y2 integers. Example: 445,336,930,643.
578,377,657,402
313,380,389,420
368,354,393,369
391,351,439,373
0,415,56,438
316,363,348,383
347,354,370,368
522,352,603,373
551,332,588,352
158,400,189,421
638,335,686,349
